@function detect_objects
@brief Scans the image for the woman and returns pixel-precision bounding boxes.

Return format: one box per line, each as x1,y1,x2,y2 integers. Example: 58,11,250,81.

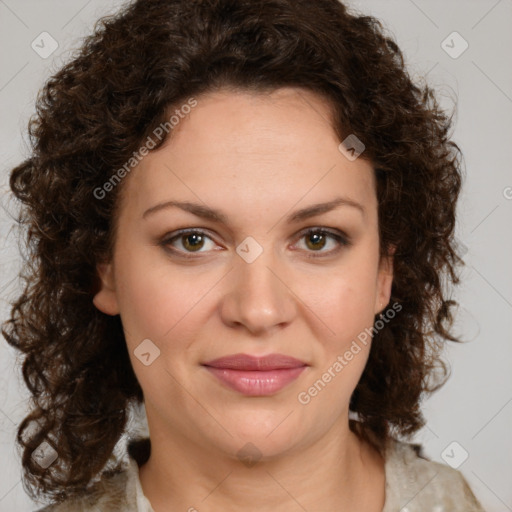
2,0,485,510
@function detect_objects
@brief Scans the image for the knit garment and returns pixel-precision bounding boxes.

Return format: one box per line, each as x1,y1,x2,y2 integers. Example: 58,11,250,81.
35,438,485,511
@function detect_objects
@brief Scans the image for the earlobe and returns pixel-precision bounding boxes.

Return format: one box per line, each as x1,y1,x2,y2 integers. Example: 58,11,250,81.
92,262,120,316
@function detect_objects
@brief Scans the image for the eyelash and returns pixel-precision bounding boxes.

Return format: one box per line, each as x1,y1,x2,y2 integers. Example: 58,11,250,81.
160,227,350,260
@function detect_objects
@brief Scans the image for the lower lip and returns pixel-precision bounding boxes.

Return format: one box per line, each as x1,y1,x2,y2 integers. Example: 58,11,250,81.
204,366,307,396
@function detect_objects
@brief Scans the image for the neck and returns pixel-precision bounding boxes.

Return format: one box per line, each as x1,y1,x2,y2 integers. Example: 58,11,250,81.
137,409,386,512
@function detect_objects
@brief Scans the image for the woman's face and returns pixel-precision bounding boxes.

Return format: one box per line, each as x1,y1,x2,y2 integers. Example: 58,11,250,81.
94,87,393,459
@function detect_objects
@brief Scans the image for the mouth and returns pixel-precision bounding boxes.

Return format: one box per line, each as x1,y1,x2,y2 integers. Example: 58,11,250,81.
201,353,308,396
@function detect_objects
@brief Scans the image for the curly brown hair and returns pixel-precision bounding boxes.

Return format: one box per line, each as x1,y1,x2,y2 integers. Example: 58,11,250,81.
2,0,465,505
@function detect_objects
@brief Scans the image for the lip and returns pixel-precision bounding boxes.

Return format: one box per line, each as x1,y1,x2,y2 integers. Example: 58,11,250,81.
202,353,308,396
203,353,307,371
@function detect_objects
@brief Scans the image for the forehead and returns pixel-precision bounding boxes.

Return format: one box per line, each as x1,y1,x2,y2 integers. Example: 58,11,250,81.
121,87,377,222
163,87,342,164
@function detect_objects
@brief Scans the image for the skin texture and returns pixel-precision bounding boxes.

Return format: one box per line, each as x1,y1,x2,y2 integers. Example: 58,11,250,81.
93,87,393,511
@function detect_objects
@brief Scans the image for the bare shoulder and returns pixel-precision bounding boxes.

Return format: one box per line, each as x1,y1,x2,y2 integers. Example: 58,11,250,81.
383,439,486,512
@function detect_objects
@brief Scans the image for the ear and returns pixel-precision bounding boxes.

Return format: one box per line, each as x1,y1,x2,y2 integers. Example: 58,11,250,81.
374,245,395,316
92,262,120,316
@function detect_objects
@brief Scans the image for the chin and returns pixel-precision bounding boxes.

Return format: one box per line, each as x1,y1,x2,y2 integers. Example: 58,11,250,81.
218,416,304,456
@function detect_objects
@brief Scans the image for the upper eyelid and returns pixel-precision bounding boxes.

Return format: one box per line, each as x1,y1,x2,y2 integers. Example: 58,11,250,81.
164,226,345,239
163,227,347,250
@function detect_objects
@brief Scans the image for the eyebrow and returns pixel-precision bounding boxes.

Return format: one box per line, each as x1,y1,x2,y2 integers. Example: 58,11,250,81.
142,196,365,223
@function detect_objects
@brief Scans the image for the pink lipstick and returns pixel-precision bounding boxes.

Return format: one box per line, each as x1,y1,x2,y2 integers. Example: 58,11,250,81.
202,353,307,396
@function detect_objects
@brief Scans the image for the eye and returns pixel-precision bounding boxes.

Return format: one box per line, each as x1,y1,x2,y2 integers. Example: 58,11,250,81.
161,230,219,255
293,228,350,257
160,227,350,259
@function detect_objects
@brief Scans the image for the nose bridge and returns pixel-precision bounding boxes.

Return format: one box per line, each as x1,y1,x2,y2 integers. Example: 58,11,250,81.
221,241,295,334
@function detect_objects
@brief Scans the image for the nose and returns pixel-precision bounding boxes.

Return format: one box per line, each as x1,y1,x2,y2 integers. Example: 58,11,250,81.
220,246,296,336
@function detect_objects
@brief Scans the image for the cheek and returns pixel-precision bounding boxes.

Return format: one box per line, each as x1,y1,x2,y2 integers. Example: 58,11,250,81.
296,275,377,412
113,245,209,344
300,265,378,344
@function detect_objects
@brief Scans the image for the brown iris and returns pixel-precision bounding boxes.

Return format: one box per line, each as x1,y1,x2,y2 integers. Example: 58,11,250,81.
182,233,205,252
305,231,327,251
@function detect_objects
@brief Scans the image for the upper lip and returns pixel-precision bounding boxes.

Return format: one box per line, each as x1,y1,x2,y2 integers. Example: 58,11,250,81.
202,353,307,371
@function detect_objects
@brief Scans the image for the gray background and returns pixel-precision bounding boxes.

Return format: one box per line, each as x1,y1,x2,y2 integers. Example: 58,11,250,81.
1,0,511,510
